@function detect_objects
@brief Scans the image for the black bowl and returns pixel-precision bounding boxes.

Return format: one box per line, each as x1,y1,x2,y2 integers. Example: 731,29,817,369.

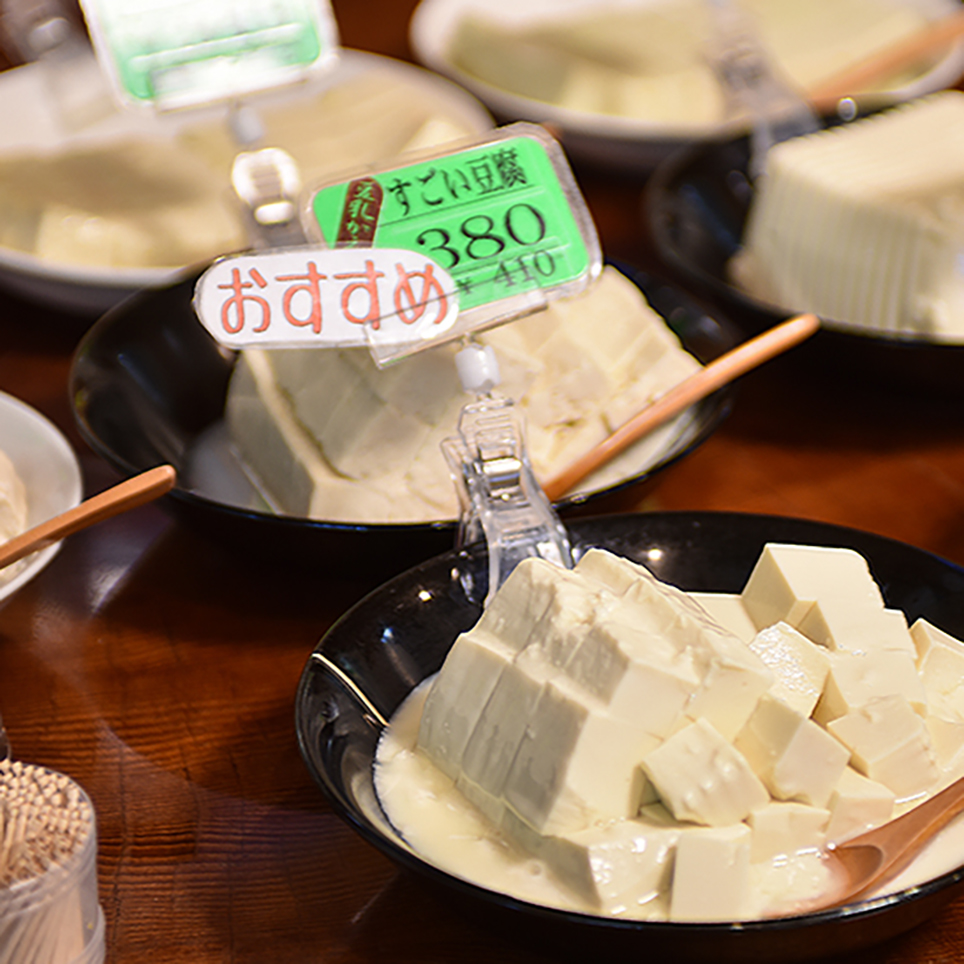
645,125,964,396
296,510,964,962
69,264,738,579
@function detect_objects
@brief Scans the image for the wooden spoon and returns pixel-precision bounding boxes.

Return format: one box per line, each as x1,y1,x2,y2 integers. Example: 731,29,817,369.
0,464,176,571
787,772,964,916
540,313,819,503
808,9,964,114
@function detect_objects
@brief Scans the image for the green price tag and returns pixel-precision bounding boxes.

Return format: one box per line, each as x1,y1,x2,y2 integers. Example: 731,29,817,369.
80,0,339,109
309,124,601,334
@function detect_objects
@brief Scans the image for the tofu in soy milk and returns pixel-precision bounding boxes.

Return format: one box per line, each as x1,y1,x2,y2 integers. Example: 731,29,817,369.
377,540,964,922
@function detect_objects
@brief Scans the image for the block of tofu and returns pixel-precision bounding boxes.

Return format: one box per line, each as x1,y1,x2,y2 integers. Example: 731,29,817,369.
689,592,758,643
458,647,553,807
669,824,753,922
741,543,885,632
502,808,679,915
417,629,517,780
925,716,964,778
564,604,700,730
642,719,769,826
748,622,830,717
747,801,830,862
824,766,896,843
827,695,940,799
735,694,850,807
501,674,662,833
735,92,964,342
796,600,916,657
918,632,964,724
911,618,964,665
577,549,773,739
813,648,926,724
481,558,607,662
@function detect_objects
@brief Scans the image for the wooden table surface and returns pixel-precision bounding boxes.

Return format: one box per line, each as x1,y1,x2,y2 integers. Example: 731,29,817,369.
3,3,964,962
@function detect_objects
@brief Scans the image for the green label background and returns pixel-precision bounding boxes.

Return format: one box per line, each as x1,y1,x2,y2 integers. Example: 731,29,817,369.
310,135,591,313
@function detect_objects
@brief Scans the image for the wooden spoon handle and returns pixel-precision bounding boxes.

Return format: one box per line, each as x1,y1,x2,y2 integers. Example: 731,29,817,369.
808,10,964,113
541,313,819,503
0,464,177,571
836,771,964,896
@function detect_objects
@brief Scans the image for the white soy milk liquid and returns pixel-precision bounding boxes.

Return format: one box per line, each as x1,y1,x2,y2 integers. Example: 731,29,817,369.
375,679,964,922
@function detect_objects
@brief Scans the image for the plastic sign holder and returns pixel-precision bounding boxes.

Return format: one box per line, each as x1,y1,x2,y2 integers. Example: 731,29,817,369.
78,0,339,110
307,122,603,350
193,246,459,359
443,346,573,606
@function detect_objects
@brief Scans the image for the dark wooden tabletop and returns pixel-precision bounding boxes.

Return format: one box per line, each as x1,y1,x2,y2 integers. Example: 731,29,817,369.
2,2,964,962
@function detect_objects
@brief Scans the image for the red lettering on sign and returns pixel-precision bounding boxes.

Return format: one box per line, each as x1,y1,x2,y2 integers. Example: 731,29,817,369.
218,267,270,334
276,261,326,334
393,262,449,326
334,260,385,328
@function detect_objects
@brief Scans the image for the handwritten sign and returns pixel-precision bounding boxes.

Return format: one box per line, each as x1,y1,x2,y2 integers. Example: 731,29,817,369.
79,0,339,110
309,123,602,339
193,247,459,361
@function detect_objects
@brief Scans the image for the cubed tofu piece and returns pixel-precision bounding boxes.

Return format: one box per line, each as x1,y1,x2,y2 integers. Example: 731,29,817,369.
827,695,940,799
925,715,964,777
741,543,885,631
642,719,769,826
565,612,699,735
473,556,598,656
670,824,753,922
735,694,850,807
690,592,758,644
748,622,830,717
502,809,679,915
824,767,895,843
910,617,964,665
502,675,661,833
417,629,516,778
796,600,916,657
459,649,554,803
919,635,964,724
813,649,926,724
747,801,830,862
577,549,773,739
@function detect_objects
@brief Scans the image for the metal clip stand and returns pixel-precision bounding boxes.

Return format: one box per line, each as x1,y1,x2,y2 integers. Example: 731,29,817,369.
704,0,818,178
442,341,572,607
229,104,306,250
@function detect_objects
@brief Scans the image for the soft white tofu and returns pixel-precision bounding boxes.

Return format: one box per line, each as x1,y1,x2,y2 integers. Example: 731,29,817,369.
564,613,699,735
689,592,758,643
735,694,850,807
746,801,830,862
827,695,940,798
642,719,769,826
417,630,516,779
748,622,830,717
925,715,964,778
813,648,927,724
796,599,916,657
918,634,964,724
474,556,599,657
502,809,680,915
824,766,895,843
741,543,885,631
502,675,660,833
669,824,753,922
910,617,964,665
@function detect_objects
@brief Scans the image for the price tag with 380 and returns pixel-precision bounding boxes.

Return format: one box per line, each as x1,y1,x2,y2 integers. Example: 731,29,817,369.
308,122,602,347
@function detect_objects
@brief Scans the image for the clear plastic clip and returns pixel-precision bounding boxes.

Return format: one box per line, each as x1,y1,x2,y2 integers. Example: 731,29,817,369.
443,341,572,606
